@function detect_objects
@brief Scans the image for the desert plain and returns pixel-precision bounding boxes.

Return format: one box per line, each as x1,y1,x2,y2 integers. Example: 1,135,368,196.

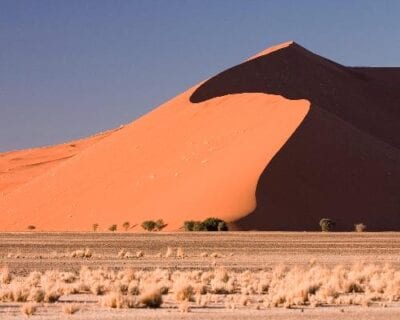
1,231,400,319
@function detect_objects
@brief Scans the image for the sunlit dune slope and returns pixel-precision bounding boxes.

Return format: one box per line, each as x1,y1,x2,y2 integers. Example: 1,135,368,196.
0,131,113,195
0,89,309,231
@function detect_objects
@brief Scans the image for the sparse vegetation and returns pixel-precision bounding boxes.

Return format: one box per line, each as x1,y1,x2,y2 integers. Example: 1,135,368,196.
21,303,37,316
183,218,229,231
183,220,205,231
141,219,167,231
319,218,335,232
139,286,163,308
70,248,92,258
141,220,157,231
62,303,80,314
108,224,117,232
355,223,367,232
122,221,130,231
2,233,400,317
1,260,400,314
27,225,36,231
155,219,167,231
217,221,228,231
92,223,99,232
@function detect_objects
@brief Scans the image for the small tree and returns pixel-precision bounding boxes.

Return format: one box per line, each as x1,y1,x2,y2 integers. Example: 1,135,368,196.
108,224,117,232
141,220,157,231
27,225,36,231
155,219,167,231
122,221,130,231
354,223,366,232
202,217,228,231
92,223,99,232
319,218,335,232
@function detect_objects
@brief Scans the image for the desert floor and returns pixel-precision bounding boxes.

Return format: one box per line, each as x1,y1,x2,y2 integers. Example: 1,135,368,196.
1,232,400,319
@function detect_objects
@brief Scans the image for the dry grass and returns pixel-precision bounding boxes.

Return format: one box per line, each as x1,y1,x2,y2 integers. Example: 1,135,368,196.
138,286,163,308
70,248,92,258
2,235,400,317
1,262,397,318
62,303,80,314
165,247,173,258
3,262,400,310
176,247,185,259
355,223,367,232
21,302,37,316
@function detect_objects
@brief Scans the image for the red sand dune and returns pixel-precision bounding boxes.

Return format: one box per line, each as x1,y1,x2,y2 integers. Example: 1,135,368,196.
1,41,400,231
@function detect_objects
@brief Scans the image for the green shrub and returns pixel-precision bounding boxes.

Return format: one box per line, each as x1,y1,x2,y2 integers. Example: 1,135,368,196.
141,220,157,231
183,220,205,231
319,218,335,232
202,217,229,231
108,224,117,232
27,225,36,231
141,220,167,231
183,218,228,231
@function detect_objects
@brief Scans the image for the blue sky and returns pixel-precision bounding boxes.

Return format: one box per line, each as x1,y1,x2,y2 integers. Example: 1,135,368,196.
1,0,400,151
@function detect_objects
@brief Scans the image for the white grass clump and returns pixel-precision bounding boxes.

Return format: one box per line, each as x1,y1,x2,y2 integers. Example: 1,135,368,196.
21,303,37,316
62,303,80,314
70,248,92,258
176,247,185,259
165,247,173,258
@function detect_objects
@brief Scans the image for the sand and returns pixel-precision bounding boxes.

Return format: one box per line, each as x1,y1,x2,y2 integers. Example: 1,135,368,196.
1,41,400,231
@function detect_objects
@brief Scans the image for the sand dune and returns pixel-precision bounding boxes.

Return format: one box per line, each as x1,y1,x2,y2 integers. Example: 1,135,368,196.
0,131,113,195
1,41,399,231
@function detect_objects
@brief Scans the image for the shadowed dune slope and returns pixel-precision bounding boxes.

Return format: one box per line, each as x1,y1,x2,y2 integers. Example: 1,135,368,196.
191,42,400,231
1,41,399,231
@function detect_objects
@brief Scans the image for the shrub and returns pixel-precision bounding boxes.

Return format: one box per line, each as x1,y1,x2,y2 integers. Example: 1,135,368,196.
141,221,157,231
101,293,137,308
27,225,36,231
21,303,37,316
202,218,228,231
92,223,99,232
183,218,228,231
62,304,80,314
122,222,130,231
217,221,228,231
108,224,117,232
173,280,194,302
139,287,163,308
319,218,335,232
354,223,366,232
183,220,204,231
155,219,167,231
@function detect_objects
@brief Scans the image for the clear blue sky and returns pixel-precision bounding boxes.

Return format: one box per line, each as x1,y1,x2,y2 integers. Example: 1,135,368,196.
1,0,400,151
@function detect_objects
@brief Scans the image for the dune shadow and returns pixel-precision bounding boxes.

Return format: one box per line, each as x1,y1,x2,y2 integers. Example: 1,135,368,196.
190,43,400,230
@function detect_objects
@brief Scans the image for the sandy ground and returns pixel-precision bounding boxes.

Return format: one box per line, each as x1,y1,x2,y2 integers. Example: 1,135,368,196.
1,232,400,319
2,232,400,274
